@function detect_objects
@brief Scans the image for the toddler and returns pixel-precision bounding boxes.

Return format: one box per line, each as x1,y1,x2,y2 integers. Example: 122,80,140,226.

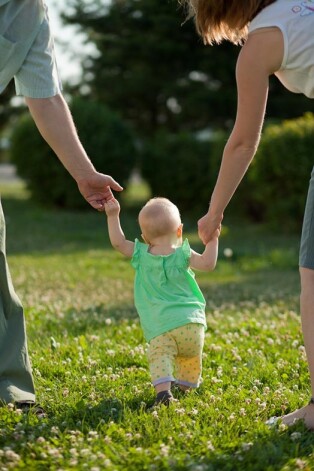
104,197,219,406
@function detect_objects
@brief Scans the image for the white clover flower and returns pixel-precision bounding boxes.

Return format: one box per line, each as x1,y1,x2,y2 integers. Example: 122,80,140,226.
4,450,20,462
159,444,170,456
207,441,215,451
223,248,233,258
36,437,46,443
290,432,302,441
80,449,91,457
242,442,253,452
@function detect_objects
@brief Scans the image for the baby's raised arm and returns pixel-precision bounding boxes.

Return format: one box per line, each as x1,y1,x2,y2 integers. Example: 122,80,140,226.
190,229,219,272
104,199,134,258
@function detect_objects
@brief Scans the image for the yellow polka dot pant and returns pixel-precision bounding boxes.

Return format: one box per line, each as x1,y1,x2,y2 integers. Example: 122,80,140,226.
147,323,205,388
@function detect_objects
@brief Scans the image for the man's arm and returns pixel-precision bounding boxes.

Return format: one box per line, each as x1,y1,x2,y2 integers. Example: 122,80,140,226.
25,94,123,209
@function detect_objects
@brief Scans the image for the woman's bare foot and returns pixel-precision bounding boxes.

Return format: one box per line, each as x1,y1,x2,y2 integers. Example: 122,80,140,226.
281,402,314,430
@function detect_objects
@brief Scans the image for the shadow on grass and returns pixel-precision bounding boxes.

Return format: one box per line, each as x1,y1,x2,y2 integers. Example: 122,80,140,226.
27,401,314,471
201,424,314,471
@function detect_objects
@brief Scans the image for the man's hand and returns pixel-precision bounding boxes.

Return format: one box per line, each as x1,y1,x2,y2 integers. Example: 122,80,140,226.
77,172,123,210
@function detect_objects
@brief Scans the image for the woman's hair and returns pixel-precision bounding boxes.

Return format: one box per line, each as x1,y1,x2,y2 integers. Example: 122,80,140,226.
182,0,276,45
138,198,181,242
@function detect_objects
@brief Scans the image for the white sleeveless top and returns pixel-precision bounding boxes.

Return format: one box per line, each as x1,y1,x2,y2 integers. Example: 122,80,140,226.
249,0,314,98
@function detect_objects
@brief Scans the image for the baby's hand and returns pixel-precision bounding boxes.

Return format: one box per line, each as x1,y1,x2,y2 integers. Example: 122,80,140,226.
104,198,120,216
210,225,221,241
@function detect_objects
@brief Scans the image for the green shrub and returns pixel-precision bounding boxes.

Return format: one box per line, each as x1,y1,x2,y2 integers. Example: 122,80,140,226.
140,131,216,215
248,113,314,228
10,98,136,209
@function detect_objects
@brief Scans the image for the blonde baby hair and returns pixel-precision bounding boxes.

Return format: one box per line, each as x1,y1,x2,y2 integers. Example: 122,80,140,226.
139,197,182,243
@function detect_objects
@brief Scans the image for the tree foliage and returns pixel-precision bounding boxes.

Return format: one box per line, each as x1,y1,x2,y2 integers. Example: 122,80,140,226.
63,0,314,139
10,98,136,209
63,0,239,137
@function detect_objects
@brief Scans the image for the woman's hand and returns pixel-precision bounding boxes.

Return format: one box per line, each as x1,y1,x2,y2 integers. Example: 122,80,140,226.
198,210,223,244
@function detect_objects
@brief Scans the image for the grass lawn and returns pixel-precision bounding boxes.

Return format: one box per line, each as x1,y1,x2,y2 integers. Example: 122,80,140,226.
1,182,313,471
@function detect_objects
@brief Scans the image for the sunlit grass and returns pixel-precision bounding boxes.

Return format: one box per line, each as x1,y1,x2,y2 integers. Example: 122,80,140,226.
0,183,313,471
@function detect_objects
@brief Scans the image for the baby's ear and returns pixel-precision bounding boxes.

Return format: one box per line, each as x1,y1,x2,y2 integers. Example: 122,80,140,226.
141,233,149,244
177,224,183,237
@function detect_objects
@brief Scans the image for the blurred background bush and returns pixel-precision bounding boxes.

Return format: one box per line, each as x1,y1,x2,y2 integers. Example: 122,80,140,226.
2,0,314,227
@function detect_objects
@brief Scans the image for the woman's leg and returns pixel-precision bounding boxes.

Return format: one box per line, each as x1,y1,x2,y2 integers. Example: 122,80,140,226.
281,167,314,428
0,201,35,404
281,268,314,428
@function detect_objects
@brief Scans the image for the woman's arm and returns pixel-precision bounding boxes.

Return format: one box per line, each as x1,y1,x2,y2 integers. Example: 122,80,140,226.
198,28,284,244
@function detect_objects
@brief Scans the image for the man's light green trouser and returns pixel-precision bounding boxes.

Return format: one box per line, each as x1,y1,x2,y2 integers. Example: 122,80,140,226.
0,200,35,403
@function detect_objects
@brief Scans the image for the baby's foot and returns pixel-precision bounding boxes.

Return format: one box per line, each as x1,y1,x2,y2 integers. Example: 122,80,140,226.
281,402,314,430
153,390,175,407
